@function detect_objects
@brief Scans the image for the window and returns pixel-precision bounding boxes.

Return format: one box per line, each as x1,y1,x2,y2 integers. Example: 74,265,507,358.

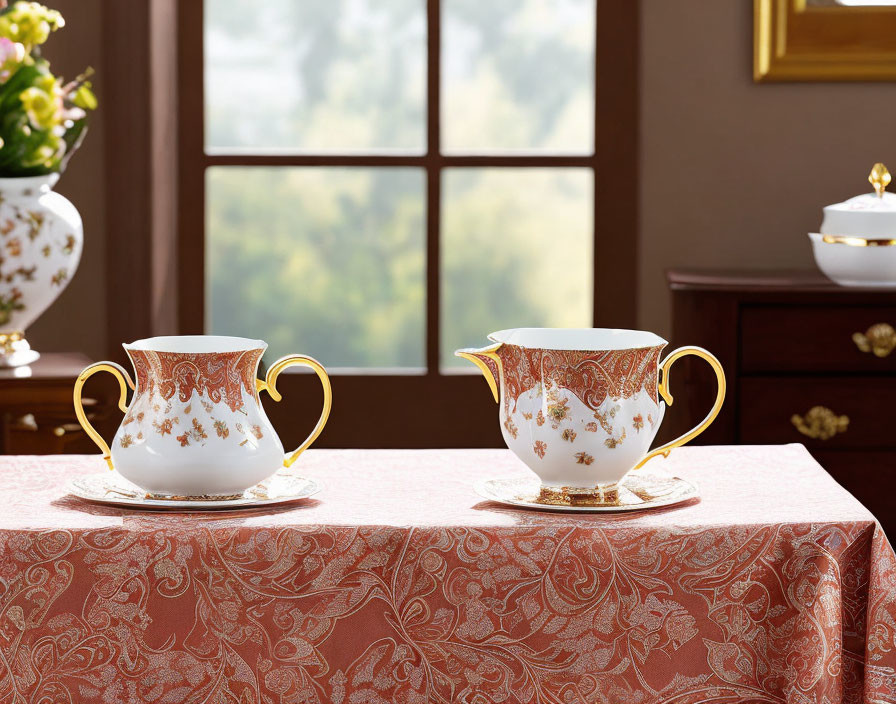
171,0,638,447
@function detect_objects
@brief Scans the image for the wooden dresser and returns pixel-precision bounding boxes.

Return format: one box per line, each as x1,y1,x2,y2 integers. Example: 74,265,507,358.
668,269,896,534
0,353,117,455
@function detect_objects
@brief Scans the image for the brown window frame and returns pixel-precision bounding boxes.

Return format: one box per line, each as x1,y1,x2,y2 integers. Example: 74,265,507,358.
104,0,638,449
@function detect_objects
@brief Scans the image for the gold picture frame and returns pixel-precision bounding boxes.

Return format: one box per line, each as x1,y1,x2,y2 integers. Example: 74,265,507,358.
754,0,896,81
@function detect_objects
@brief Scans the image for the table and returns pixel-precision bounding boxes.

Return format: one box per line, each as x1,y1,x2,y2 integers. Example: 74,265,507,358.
1,446,894,703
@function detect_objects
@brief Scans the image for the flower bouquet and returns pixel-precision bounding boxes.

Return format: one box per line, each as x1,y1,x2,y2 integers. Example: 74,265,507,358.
0,1,97,366
0,1,96,176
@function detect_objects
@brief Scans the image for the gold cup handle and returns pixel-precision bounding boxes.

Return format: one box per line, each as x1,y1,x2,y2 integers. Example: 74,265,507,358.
257,354,332,468
73,362,135,471
634,346,726,469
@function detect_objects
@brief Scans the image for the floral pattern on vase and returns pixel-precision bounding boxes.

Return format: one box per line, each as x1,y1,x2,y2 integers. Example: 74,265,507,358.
0,174,82,365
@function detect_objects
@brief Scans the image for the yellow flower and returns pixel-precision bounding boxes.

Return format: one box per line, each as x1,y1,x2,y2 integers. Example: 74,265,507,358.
19,85,58,129
71,82,96,110
35,71,54,93
0,2,64,50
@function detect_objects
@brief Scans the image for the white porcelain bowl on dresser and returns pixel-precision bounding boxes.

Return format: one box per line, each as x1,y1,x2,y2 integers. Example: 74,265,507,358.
809,164,896,287
809,233,896,288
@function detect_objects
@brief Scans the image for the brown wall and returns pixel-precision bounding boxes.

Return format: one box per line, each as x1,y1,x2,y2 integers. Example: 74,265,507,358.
25,1,896,355
640,0,896,337
26,0,106,359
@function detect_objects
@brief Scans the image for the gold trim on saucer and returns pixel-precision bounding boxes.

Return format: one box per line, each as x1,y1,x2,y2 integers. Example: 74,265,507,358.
476,472,698,513
537,484,620,507
103,485,243,502
147,492,244,501
69,471,322,511
820,235,896,248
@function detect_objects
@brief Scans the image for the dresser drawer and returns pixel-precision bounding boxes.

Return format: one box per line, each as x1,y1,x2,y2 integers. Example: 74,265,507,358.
741,305,896,372
739,376,892,449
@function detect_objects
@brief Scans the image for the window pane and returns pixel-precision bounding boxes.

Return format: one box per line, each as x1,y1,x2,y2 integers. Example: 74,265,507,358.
442,0,595,154
441,168,593,366
204,0,426,152
206,167,426,368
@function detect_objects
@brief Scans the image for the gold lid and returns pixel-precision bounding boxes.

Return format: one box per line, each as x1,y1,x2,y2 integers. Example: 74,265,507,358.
869,162,891,198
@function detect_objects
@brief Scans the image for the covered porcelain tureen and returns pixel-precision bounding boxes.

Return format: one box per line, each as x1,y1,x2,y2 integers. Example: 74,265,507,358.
809,163,896,287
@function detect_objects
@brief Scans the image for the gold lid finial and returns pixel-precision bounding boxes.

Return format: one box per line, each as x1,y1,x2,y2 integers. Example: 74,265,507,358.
870,163,891,198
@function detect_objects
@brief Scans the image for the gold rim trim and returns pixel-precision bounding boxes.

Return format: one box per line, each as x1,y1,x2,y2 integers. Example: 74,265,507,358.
258,353,332,468
821,234,896,247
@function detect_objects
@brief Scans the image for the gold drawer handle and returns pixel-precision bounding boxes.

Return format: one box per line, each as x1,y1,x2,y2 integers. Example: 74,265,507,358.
853,323,896,358
791,406,849,440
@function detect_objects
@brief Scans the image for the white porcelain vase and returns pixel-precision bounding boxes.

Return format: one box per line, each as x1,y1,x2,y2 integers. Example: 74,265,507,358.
0,173,82,366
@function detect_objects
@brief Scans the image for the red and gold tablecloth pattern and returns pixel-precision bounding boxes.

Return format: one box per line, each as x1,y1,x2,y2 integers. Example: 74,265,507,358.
0,445,893,704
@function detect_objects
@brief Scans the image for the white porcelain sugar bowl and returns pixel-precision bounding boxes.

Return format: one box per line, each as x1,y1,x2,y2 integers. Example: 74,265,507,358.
809,163,896,287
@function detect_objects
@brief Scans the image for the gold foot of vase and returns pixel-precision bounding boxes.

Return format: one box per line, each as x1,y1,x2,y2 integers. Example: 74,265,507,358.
0,331,39,368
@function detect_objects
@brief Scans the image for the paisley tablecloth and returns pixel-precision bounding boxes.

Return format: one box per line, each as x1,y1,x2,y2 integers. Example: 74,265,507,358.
0,445,894,704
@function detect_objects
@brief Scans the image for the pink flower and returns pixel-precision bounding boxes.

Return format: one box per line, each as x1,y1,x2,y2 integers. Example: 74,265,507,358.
0,37,24,65
0,38,24,82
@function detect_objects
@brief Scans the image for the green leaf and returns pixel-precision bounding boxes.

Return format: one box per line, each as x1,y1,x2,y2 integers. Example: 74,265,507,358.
0,63,41,112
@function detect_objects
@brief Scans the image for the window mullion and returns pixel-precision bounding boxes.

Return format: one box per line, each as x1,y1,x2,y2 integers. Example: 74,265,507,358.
426,0,441,374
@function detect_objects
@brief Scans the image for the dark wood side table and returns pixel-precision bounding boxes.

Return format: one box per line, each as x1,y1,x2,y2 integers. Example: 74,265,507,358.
667,269,896,533
0,353,117,455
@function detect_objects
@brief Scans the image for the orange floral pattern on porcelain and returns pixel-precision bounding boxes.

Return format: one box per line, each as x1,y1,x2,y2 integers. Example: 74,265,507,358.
119,348,266,450
128,348,262,413
496,344,662,419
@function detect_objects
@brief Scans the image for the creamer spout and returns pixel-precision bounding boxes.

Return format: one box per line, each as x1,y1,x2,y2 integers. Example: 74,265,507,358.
454,343,503,403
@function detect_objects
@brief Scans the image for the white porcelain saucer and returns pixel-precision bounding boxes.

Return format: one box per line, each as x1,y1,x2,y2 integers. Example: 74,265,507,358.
68,469,321,511
475,471,698,513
